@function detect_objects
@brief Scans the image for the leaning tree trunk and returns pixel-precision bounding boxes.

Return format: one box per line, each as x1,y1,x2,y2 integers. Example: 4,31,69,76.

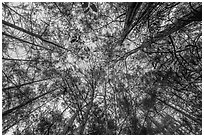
2,87,56,117
117,5,202,61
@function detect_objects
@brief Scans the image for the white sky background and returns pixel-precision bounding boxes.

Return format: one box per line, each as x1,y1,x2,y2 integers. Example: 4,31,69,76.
0,0,203,136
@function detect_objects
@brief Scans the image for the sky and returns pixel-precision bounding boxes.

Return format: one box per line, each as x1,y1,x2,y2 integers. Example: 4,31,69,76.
1,0,203,136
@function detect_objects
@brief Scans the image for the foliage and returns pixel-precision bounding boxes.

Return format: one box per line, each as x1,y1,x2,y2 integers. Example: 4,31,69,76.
2,2,202,135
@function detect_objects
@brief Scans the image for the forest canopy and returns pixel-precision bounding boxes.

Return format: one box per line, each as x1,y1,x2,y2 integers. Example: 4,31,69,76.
2,2,202,135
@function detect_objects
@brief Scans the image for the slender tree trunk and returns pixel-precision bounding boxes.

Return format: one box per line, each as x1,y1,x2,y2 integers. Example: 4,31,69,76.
2,97,56,134
104,81,109,134
3,57,38,62
149,116,166,134
119,3,155,46
61,111,78,135
2,20,70,52
3,78,52,91
2,32,52,51
2,87,56,117
157,98,202,125
78,98,94,135
78,80,95,134
118,5,202,61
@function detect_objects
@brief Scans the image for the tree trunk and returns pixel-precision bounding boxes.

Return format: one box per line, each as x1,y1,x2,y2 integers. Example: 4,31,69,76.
61,111,78,135
3,78,51,91
2,87,56,117
2,32,52,51
78,82,95,134
2,20,69,52
157,98,202,125
119,5,202,61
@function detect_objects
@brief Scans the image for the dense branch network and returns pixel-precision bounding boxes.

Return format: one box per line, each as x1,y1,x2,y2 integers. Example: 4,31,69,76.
2,2,202,135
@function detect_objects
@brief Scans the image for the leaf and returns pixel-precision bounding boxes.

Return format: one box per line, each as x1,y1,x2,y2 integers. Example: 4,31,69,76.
82,2,89,8
84,8,89,13
90,4,97,12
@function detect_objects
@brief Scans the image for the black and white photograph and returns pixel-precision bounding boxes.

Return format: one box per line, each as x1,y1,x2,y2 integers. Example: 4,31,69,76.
1,1,202,135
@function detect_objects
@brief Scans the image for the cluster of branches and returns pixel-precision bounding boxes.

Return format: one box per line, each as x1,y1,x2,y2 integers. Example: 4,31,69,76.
2,2,202,135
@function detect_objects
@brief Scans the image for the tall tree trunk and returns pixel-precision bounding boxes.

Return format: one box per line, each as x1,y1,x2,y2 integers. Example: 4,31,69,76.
2,87,56,117
77,102,93,134
118,5,202,61
61,111,78,135
3,78,51,91
78,80,95,134
2,32,52,51
2,20,69,52
157,98,202,125
3,97,56,134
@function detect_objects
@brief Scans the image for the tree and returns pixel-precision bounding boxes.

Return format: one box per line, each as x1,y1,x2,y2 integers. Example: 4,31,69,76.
2,2,202,135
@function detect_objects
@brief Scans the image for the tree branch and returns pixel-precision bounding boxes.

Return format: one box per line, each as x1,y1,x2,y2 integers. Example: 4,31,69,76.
2,20,71,52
